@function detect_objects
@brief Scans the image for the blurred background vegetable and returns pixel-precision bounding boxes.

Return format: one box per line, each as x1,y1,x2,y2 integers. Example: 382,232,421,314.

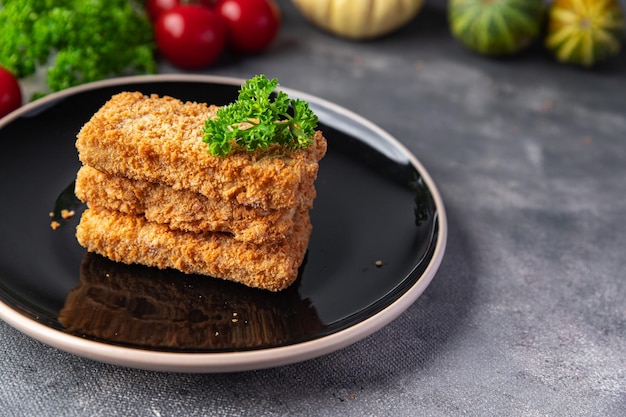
1,0,621,109
0,66,22,119
147,0,218,21
147,0,182,21
154,4,227,69
0,0,156,98
149,0,281,69
448,0,545,56
545,0,625,67
216,0,281,53
291,0,424,40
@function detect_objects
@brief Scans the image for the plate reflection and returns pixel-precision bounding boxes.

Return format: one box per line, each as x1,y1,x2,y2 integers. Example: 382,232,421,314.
58,252,325,352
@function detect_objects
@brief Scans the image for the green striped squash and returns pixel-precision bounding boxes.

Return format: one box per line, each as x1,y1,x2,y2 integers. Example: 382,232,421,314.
448,0,545,56
545,0,625,67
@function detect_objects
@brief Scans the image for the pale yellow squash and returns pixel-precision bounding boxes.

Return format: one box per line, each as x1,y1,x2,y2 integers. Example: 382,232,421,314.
291,0,425,40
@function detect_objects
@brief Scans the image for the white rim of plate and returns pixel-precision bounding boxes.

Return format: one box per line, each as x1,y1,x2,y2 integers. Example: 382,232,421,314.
0,74,448,373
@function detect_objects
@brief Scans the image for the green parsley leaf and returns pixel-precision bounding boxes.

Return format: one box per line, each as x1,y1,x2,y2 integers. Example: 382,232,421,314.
202,75,318,157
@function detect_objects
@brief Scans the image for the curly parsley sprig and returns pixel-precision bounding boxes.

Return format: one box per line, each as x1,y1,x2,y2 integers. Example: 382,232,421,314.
202,75,318,157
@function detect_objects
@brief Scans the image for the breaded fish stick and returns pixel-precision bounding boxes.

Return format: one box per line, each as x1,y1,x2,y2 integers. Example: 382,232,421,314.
75,165,308,243
76,207,312,291
76,92,327,211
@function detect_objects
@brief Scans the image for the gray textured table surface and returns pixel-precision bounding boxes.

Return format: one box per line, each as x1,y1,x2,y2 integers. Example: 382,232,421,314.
1,1,625,416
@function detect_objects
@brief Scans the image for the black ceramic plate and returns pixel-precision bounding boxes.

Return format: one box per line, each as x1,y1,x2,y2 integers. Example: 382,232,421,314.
0,75,446,372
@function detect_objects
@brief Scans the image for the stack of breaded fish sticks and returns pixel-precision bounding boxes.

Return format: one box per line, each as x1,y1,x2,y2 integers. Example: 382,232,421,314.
74,91,326,291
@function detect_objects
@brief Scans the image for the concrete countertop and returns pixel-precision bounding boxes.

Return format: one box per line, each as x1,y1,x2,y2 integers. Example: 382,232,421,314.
1,1,624,415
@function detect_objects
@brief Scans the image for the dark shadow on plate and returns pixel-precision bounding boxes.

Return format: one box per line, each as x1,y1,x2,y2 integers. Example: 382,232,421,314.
58,252,325,352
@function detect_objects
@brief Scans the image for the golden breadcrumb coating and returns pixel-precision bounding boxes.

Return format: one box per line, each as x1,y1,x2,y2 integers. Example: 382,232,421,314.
74,91,325,291
75,165,307,244
76,207,312,291
76,92,327,211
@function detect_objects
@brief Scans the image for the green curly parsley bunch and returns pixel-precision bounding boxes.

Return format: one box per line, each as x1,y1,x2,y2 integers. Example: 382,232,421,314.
203,75,319,157
0,0,156,97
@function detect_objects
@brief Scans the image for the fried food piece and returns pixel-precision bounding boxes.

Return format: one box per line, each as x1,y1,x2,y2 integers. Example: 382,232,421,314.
76,207,312,291
75,165,307,244
76,92,327,210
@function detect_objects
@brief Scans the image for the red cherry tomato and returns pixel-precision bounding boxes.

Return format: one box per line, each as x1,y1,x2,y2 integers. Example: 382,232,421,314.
215,0,280,53
0,66,22,119
155,5,227,69
146,0,217,22
146,0,180,22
